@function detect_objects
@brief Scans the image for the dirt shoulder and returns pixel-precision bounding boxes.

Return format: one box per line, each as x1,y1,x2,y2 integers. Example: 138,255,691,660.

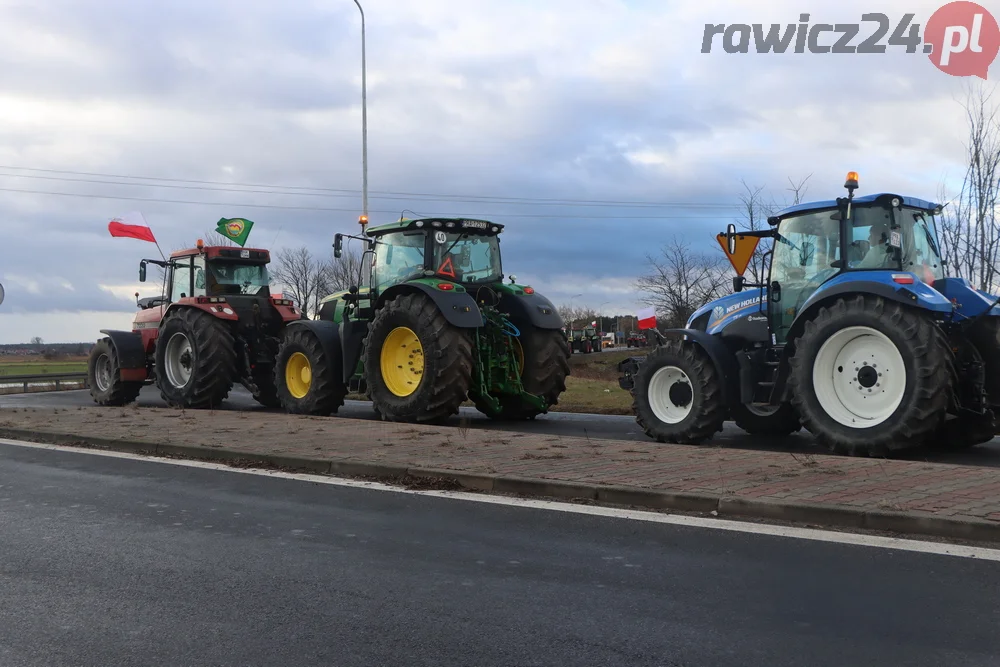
2,404,999,543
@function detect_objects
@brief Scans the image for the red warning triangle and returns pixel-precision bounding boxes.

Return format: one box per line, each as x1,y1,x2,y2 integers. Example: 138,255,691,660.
437,257,456,278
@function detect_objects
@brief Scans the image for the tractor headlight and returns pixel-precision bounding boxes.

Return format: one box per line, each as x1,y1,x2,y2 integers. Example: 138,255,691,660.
891,197,901,207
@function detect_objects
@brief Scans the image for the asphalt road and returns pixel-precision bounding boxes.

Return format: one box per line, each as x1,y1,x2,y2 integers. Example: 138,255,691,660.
6,385,1000,467
1,441,998,667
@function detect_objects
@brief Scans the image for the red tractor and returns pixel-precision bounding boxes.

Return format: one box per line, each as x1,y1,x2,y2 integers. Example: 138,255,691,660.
86,240,302,409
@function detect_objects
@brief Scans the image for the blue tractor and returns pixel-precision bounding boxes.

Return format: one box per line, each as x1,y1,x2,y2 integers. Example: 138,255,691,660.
619,172,999,456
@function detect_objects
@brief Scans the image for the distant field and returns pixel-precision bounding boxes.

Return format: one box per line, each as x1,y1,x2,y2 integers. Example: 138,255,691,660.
0,356,89,376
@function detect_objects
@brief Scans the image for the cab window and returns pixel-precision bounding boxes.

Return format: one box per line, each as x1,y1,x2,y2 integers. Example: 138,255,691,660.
374,232,426,291
170,258,192,302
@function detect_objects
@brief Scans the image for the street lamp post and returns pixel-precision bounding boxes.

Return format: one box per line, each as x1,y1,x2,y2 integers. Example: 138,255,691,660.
353,0,368,229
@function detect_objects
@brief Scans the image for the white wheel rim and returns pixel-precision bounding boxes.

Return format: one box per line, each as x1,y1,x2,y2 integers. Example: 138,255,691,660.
812,326,906,428
94,353,112,392
648,365,694,424
164,332,194,388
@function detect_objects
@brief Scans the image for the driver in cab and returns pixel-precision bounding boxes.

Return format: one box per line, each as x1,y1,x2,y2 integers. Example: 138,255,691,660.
854,221,894,269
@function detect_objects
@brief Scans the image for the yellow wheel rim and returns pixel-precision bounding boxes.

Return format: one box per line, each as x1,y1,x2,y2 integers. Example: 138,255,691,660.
380,326,424,397
512,337,525,375
285,352,313,399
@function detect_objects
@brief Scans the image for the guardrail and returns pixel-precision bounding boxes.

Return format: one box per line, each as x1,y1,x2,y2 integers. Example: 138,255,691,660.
0,372,88,393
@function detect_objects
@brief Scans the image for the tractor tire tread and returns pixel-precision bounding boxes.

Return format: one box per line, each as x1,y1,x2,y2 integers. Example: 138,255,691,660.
156,307,237,409
365,292,473,424
633,339,726,445
788,294,950,456
274,326,347,415
88,337,143,406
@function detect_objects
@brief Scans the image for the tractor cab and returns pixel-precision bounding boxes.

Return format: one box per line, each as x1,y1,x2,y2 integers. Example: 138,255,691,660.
721,172,947,344
358,217,505,295
140,244,274,302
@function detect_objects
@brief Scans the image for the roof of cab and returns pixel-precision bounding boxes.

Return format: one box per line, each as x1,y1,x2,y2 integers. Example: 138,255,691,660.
768,193,942,224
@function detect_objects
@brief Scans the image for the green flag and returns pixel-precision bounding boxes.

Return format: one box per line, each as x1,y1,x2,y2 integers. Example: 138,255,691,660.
215,217,254,247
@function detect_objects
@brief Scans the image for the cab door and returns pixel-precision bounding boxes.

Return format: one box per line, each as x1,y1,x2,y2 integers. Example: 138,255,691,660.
766,211,842,344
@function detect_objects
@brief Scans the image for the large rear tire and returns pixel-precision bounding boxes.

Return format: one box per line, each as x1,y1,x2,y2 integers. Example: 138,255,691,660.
154,308,237,409
87,337,143,406
273,327,347,415
632,339,726,444
788,295,950,456
364,292,473,424
476,324,571,420
730,402,801,436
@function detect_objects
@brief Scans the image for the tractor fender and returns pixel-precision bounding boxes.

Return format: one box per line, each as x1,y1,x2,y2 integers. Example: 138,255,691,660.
284,320,345,384
788,276,952,344
497,292,564,330
99,329,148,381
659,329,740,406
162,301,239,322
377,283,484,328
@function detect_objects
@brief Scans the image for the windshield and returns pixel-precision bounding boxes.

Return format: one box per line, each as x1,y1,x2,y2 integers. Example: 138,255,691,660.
432,232,502,283
374,231,426,291
205,261,270,296
847,205,944,283
771,210,842,343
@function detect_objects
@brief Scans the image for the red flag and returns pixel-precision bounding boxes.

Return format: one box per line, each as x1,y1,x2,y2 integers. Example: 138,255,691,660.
637,307,656,330
108,211,156,243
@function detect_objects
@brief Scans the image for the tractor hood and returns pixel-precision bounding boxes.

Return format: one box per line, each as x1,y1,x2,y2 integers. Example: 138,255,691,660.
687,291,768,333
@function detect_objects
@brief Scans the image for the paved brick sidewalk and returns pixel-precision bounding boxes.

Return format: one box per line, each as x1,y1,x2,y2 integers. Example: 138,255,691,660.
3,406,1000,532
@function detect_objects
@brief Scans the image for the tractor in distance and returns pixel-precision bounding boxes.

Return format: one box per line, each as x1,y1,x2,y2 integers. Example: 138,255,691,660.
566,325,599,354
619,171,1000,456
86,240,302,409
271,216,571,423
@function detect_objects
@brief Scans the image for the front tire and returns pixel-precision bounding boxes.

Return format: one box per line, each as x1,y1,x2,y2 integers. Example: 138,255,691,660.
788,295,950,456
154,308,237,409
274,327,347,415
632,339,726,444
87,337,143,406
364,292,473,424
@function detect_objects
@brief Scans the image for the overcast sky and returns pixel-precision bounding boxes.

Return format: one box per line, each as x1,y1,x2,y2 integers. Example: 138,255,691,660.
0,0,990,343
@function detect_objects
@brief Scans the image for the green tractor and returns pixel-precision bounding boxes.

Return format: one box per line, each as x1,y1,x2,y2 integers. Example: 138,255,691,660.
272,217,571,423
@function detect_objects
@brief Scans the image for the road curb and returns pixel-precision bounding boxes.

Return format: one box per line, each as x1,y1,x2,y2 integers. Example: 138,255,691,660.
2,427,999,544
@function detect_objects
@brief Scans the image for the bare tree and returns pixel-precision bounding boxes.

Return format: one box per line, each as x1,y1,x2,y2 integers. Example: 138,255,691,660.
555,305,598,329
203,229,237,247
785,174,812,205
319,247,367,296
731,179,776,283
636,236,728,328
270,247,328,318
937,84,1000,290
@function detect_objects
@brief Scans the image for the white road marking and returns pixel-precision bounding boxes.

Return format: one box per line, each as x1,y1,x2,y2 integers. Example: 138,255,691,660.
3,437,1000,561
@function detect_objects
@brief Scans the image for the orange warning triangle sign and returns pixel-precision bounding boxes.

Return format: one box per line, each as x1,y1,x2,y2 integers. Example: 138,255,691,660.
716,232,759,277
437,257,456,278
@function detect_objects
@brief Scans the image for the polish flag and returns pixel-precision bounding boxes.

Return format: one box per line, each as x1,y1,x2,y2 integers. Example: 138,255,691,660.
637,307,656,330
108,211,157,243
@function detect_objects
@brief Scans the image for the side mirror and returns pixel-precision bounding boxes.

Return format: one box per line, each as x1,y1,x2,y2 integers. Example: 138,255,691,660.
333,233,343,259
732,275,745,293
139,260,147,282
725,223,737,254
